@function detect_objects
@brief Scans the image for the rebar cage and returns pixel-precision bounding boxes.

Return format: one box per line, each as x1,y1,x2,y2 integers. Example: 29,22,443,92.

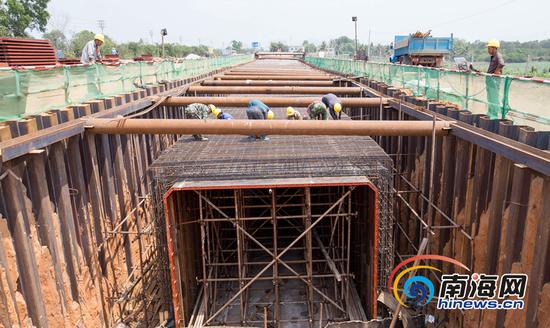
151,112,394,326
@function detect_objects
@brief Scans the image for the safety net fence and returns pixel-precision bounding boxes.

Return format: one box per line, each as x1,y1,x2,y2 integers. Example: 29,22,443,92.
305,57,550,130
0,55,253,121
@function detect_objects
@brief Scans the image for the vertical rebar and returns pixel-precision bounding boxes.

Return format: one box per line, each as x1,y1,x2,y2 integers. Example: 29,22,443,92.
199,191,209,318
271,190,280,325
305,187,314,328
234,190,246,324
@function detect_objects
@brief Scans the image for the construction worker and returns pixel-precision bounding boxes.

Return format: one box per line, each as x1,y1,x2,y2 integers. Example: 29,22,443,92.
81,34,105,64
246,105,273,140
286,107,303,120
307,101,328,120
212,107,233,120
321,93,343,120
486,39,505,119
184,103,214,141
248,99,271,112
487,40,505,75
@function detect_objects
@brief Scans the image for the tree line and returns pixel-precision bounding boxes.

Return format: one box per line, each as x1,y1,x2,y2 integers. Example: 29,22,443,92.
43,29,214,59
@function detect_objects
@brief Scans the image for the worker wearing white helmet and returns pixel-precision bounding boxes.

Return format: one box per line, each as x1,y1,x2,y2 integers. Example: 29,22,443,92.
321,93,343,120
81,33,105,65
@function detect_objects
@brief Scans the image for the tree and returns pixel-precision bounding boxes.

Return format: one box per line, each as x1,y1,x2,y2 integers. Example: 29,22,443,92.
302,40,317,53
43,29,68,53
0,0,50,37
270,42,288,52
319,41,327,51
330,36,355,55
231,40,243,53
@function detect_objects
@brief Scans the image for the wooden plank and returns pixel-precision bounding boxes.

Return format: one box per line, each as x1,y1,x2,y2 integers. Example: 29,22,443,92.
0,261,13,327
82,133,111,325
526,177,550,327
0,162,49,327
16,118,37,136
65,136,94,274
48,142,80,300
0,214,21,327
0,124,12,142
97,135,118,224
0,120,84,162
26,151,68,314
110,134,134,274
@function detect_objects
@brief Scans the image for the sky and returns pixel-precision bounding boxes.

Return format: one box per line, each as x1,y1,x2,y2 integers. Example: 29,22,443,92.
44,0,549,48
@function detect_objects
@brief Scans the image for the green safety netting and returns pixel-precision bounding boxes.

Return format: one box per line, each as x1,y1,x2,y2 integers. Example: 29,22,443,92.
305,57,550,128
0,55,253,121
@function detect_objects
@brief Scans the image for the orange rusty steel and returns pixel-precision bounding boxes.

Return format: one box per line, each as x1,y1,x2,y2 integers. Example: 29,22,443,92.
225,71,330,76
229,69,324,73
155,96,388,107
85,119,453,137
213,75,336,80
187,85,361,95
202,80,335,86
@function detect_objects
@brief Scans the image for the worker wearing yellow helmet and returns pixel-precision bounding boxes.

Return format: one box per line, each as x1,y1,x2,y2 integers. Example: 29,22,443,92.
286,106,303,120
210,105,233,120
80,33,105,65
321,93,343,120
486,39,505,119
487,39,504,75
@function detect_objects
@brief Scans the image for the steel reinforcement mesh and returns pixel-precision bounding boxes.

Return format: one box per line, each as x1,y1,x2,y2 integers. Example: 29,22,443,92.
151,107,395,288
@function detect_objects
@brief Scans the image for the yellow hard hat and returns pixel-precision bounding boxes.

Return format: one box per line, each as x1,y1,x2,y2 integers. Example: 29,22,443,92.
94,34,105,43
267,110,274,120
208,104,216,113
287,107,295,116
334,103,342,113
487,39,500,48
211,106,221,117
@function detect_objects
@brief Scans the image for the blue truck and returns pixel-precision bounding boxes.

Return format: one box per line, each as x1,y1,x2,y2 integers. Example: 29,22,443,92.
391,34,454,67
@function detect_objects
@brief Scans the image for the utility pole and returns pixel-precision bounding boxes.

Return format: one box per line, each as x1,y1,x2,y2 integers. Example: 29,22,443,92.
161,28,168,58
368,29,371,59
97,20,105,34
352,16,358,59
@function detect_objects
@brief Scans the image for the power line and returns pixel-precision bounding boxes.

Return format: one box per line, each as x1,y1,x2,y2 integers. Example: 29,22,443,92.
430,0,518,29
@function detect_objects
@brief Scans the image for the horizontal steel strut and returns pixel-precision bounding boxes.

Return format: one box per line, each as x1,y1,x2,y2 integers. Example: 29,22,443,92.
187,85,362,95
84,119,453,136
154,96,389,107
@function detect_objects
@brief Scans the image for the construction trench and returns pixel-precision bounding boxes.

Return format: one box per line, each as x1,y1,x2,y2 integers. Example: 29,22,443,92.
0,55,549,328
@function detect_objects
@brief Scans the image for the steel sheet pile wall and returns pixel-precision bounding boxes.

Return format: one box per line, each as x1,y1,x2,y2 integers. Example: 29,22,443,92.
345,77,550,327
0,67,236,327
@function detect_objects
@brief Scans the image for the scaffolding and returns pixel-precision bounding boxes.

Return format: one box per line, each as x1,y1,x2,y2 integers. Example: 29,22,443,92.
164,181,378,327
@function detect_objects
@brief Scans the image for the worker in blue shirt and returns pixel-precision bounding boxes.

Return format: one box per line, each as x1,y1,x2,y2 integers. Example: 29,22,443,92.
246,104,274,141
248,99,270,112
321,93,343,120
211,107,233,120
